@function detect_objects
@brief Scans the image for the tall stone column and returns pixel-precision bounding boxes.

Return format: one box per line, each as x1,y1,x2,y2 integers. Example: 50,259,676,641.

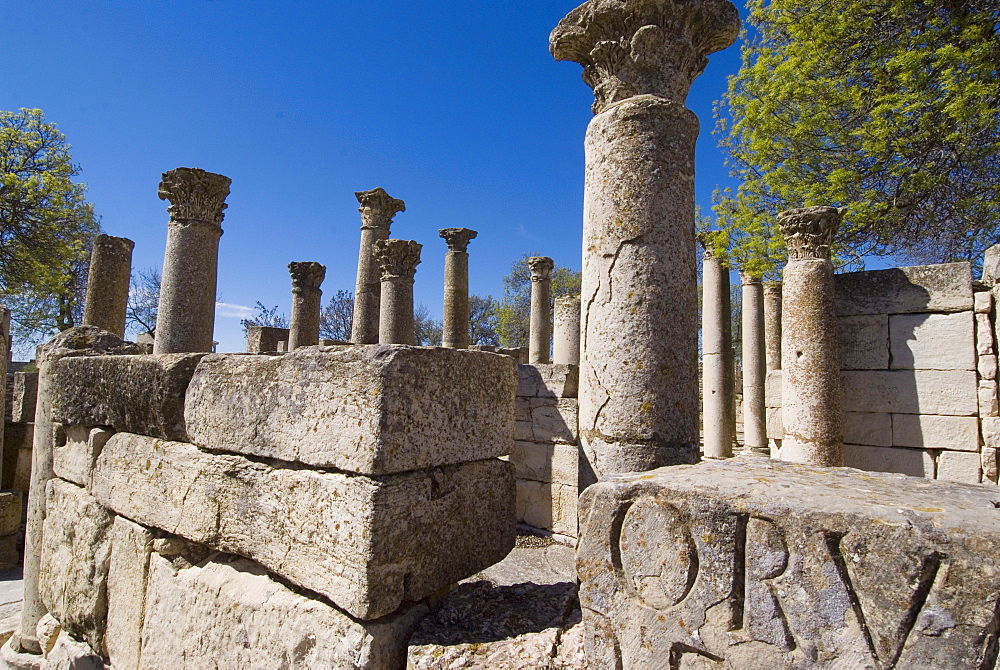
699,235,734,459
764,281,782,372
553,295,581,366
439,228,477,349
741,271,768,455
82,234,134,337
351,188,405,344
0,307,7,485
287,262,326,350
153,167,231,355
527,257,554,364
779,206,845,466
376,239,422,346
551,0,740,482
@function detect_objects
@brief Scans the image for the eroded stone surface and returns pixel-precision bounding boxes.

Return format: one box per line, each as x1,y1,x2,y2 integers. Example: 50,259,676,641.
889,312,975,371
517,364,579,399
53,427,113,489
11,373,38,424
103,517,153,669
835,262,974,316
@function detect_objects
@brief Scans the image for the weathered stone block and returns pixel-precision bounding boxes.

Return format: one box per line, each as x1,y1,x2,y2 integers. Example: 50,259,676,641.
892,414,980,451
764,369,782,407
42,631,104,670
103,517,153,669
937,451,982,484
184,346,516,474
139,552,427,670
975,290,993,314
0,491,21,538
839,314,889,370
515,398,578,444
979,354,998,380
978,313,995,356
91,432,515,620
843,412,892,447
843,444,935,477
841,370,977,415
578,459,1000,669
509,441,578,486
244,325,289,354
11,372,38,424
51,354,206,441
765,407,782,441
982,416,1000,449
53,426,113,489
39,479,112,654
890,312,975,371
517,364,579,399
980,380,999,417
835,262,973,316
515,479,577,538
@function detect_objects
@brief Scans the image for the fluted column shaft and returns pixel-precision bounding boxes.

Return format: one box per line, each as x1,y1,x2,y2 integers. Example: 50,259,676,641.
553,295,581,366
764,281,782,372
377,239,422,345
440,228,477,349
82,234,134,337
287,262,326,350
528,257,554,364
741,272,768,454
351,188,405,344
700,240,734,459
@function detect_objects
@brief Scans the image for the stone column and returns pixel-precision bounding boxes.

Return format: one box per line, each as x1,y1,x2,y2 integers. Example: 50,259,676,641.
779,206,845,466
553,295,581,366
741,271,768,455
439,228,477,349
0,307,7,485
153,168,231,355
287,262,326,350
699,235,734,459
551,0,739,482
351,188,405,344
82,234,134,337
376,239,422,346
764,281,782,372
527,257,554,364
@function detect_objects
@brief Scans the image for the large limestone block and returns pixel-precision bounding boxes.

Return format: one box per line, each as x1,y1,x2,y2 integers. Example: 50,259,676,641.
844,444,935,478
764,369,782,407
139,552,427,670
517,364,579,399
0,491,21,537
11,372,38,424
51,354,206,441
103,517,153,669
835,262,973,316
515,398,578,445
889,312,976,370
937,451,982,484
515,479,577,537
39,479,112,654
838,314,889,370
184,346,517,474
53,426,113,489
892,414,980,451
841,369,978,416
578,460,1000,668
509,441,578,486
91,432,515,620
843,412,891,447
765,407,782,441
41,631,104,670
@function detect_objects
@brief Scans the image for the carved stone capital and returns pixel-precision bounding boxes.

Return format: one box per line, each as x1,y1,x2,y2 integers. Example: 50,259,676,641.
763,281,782,297
439,228,478,253
550,0,740,113
158,168,231,226
527,256,555,282
288,262,326,293
739,270,762,286
356,188,406,230
375,239,422,280
778,206,845,261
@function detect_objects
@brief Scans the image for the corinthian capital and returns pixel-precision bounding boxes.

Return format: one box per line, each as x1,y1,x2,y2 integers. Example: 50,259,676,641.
739,269,762,286
356,188,406,230
550,0,740,113
439,228,478,253
288,262,326,293
778,206,845,261
375,239,422,280
528,256,555,282
158,168,231,226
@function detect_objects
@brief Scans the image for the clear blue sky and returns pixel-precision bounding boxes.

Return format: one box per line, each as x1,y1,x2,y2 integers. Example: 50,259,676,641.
1,1,746,353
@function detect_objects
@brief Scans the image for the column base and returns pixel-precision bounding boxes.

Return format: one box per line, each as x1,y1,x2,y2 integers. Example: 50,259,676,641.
0,638,41,670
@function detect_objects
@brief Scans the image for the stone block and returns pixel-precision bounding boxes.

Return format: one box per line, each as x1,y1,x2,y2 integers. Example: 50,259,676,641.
103,517,153,669
91,432,515,620
42,631,104,670
51,353,206,441
39,479,112,654
892,414,980,451
184,346,516,474
843,412,892,447
841,370,978,416
983,447,999,484
982,416,1000,449
244,325,289,354
11,372,38,424
577,459,1000,669
7,423,33,492
517,364,579,399
515,398,578,445
978,313,995,355
139,552,427,670
937,451,982,484
834,262,973,316
515,479,578,538
980,380,999,417
839,314,889,370
509,441,578,486
975,290,993,314
764,369,782,408
53,426,113,489
889,312,975,371
0,491,21,538
765,407,782,441
979,354,998,380
843,444,935,477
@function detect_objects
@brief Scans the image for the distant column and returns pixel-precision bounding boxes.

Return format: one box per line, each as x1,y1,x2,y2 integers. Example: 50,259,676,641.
553,295,581,366
351,188,405,344
764,281,782,372
741,270,768,455
82,234,134,337
153,168,231,355
439,228,477,349
700,236,734,459
0,307,8,484
376,239,422,345
527,257,555,364
779,206,845,466
287,262,326,350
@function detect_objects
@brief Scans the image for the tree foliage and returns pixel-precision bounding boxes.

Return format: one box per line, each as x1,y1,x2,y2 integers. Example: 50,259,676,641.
319,289,354,342
126,267,160,338
469,294,500,346
715,0,1000,276
495,253,582,349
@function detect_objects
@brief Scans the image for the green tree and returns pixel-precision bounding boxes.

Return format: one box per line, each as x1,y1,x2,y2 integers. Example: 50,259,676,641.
495,253,582,348
715,0,1000,275
0,108,100,349
469,294,500,346
319,289,354,342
